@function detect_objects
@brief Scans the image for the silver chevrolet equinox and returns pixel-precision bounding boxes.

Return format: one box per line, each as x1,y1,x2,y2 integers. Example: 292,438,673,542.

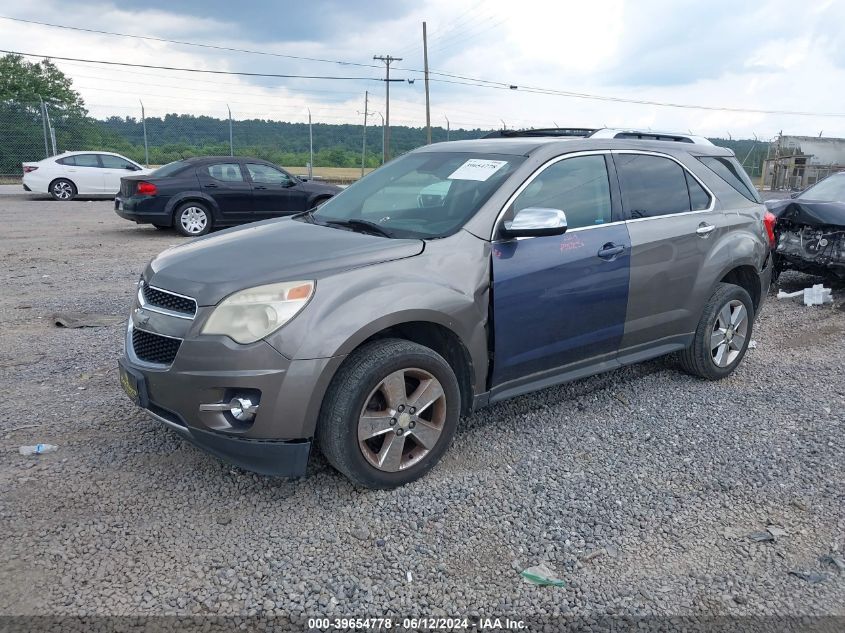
119,130,774,488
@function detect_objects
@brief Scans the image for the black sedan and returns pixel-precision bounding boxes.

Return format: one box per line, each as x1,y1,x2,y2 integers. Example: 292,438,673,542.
766,171,845,279
115,156,342,236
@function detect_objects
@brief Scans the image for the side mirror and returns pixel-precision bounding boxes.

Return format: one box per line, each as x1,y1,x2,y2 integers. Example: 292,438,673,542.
126,165,138,170
501,208,568,238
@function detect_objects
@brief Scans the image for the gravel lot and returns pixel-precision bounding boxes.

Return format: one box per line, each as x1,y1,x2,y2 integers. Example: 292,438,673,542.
0,195,843,624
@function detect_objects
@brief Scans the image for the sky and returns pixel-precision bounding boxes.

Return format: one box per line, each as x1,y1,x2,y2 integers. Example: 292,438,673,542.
3,0,845,139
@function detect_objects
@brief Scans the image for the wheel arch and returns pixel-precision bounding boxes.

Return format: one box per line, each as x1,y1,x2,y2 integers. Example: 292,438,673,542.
165,192,221,220
353,320,475,417
719,264,762,312
49,176,76,196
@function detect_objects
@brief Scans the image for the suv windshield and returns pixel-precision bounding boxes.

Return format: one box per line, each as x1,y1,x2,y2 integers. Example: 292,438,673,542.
311,152,525,238
799,173,845,202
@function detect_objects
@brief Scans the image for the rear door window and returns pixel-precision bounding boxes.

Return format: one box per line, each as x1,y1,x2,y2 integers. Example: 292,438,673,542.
686,172,711,211
615,154,691,219
57,156,76,166
73,154,101,168
206,163,244,182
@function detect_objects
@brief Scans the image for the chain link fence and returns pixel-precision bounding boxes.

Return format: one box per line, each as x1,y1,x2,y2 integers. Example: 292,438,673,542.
0,99,480,184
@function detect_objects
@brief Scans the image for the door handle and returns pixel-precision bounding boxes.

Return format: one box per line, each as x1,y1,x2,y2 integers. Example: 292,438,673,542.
696,222,716,237
254,185,267,190
203,183,218,189
597,243,625,260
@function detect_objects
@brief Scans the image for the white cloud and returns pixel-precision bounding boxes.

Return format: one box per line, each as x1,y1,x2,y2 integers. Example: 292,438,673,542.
3,0,845,139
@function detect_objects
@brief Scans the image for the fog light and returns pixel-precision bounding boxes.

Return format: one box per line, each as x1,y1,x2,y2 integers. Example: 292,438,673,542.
199,396,259,423
229,397,257,422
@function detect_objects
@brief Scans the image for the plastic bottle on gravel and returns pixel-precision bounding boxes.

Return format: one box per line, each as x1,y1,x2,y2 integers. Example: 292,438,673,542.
18,444,58,456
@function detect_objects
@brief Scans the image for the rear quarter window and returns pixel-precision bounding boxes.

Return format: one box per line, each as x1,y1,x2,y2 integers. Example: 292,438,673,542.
698,156,762,203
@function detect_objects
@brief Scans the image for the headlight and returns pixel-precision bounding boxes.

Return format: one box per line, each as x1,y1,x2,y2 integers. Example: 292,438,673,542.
201,281,314,344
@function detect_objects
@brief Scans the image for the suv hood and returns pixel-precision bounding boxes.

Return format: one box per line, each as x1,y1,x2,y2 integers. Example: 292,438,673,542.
145,217,424,306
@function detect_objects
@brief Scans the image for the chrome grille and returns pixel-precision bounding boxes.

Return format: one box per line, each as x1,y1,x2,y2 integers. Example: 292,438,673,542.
132,329,181,365
141,283,197,316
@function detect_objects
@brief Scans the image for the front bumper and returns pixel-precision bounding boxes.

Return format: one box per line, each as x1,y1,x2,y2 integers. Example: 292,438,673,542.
119,296,342,476
145,403,311,477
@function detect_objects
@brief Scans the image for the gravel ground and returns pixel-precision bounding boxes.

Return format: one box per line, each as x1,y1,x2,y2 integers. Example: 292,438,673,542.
0,197,843,625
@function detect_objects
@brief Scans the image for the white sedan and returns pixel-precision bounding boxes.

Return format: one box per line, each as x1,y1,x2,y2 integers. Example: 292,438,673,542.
22,151,151,201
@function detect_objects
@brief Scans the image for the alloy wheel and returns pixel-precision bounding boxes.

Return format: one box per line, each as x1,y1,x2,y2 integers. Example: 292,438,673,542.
710,299,748,368
179,206,208,234
357,367,447,472
53,181,73,200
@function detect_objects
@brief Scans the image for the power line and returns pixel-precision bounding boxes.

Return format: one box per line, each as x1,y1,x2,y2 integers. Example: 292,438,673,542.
0,15,382,70
0,49,392,81
6,19,844,120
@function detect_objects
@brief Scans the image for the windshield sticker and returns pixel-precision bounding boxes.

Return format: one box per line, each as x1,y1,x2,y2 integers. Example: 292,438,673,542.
448,159,508,182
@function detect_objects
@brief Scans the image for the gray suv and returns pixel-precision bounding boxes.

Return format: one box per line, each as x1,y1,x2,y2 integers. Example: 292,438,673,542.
118,133,773,488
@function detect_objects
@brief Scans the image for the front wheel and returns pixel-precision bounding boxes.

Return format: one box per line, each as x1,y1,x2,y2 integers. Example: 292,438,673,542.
678,282,754,380
50,179,77,201
317,338,461,489
174,202,211,237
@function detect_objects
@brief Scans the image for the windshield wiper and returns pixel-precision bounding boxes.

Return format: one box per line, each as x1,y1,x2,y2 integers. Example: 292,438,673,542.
322,218,394,238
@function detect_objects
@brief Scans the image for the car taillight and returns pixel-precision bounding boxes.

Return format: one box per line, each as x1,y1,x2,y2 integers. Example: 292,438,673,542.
23,165,38,173
763,211,777,248
136,181,157,195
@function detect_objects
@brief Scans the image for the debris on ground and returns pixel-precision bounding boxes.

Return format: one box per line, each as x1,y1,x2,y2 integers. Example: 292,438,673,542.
776,284,833,306
52,312,124,328
19,443,58,456
788,570,827,584
748,531,775,543
820,553,845,572
520,563,566,587
748,339,758,349
766,525,789,540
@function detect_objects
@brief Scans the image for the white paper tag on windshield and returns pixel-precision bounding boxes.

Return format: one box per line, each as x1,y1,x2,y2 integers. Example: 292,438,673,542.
448,159,508,181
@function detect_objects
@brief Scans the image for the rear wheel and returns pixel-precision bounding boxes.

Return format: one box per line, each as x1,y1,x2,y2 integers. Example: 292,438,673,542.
174,202,211,237
678,283,754,380
317,338,460,489
50,179,76,201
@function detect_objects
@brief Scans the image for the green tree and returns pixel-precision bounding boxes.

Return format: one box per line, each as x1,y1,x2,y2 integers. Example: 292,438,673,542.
0,54,86,117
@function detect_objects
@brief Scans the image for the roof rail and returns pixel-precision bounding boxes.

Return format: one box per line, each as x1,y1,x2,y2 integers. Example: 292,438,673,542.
482,128,597,139
589,128,713,145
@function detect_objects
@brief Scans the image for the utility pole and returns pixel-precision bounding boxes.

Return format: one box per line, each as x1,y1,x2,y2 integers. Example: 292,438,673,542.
140,100,149,167
360,91,368,177
374,112,385,164
307,107,314,180
423,22,431,144
227,104,233,156
445,115,450,141
38,95,49,158
373,54,402,161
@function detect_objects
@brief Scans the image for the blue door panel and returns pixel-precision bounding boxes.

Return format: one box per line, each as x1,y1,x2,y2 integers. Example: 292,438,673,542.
491,224,631,386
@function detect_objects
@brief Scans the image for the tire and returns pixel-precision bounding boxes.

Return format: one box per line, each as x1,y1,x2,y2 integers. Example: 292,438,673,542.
678,282,755,380
50,179,77,201
174,202,211,237
317,338,461,489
